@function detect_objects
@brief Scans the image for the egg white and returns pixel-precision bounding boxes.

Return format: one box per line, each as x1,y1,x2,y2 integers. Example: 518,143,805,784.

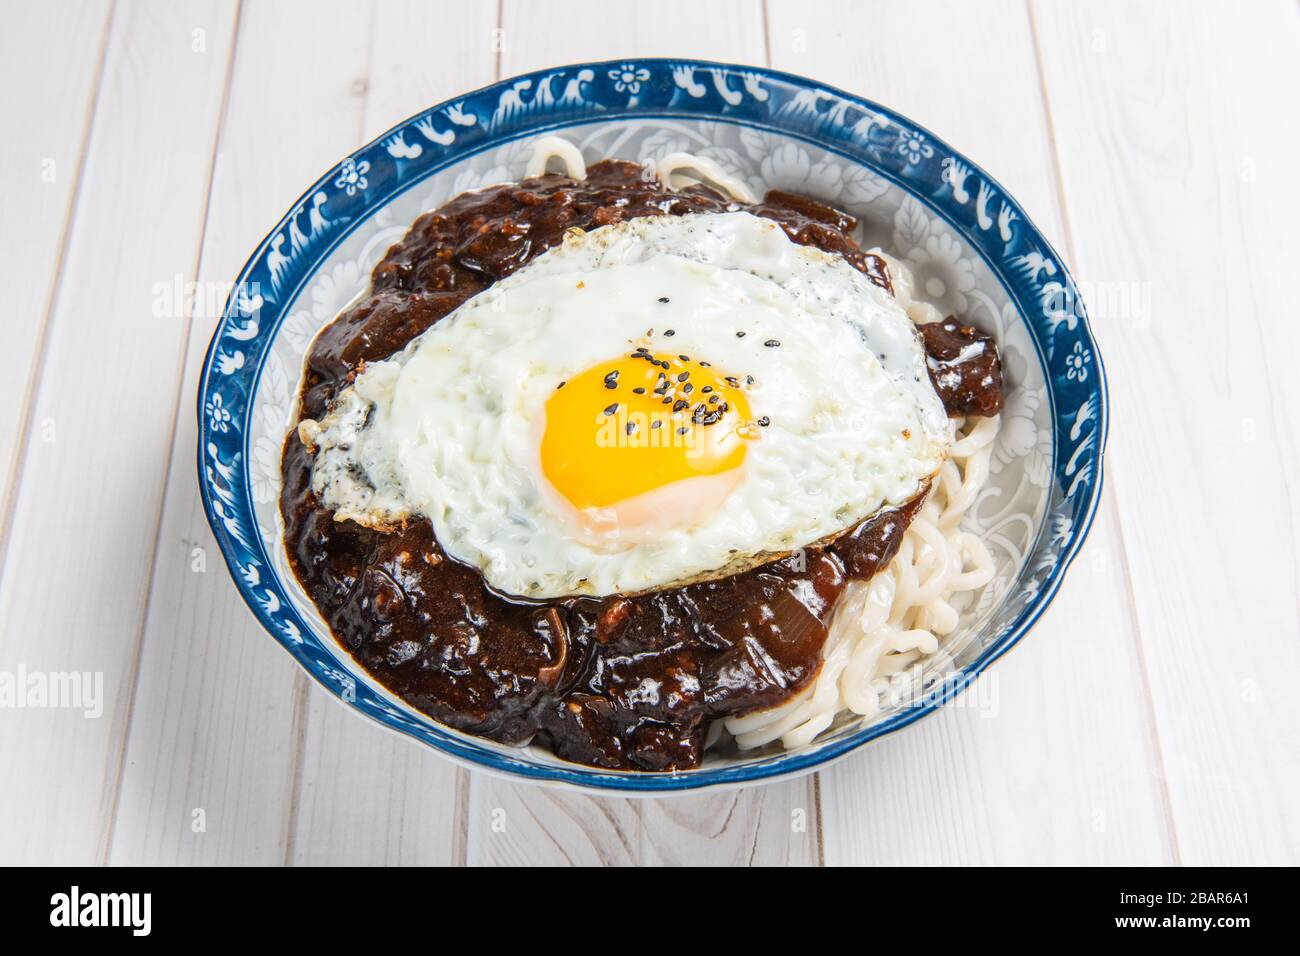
300,211,952,599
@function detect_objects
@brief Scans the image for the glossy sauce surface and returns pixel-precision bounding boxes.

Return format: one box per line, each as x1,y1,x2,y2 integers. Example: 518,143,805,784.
281,162,1000,770
919,317,1005,418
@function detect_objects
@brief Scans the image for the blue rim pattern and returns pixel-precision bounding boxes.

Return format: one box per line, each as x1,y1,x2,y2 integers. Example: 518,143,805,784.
197,60,1107,792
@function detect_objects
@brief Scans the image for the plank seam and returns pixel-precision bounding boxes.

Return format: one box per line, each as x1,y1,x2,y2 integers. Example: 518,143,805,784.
281,672,312,864
495,0,504,80
760,0,773,67
282,0,382,864
455,0,509,865
451,769,470,865
1024,0,1182,865
0,0,118,598
812,773,825,865
101,0,247,865
283,4,383,854
760,0,823,865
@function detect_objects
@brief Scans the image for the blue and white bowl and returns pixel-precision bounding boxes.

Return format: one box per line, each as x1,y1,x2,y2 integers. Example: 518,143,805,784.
198,60,1107,793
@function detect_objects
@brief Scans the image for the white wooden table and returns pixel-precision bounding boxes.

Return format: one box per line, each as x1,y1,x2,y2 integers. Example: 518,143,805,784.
2,0,1297,867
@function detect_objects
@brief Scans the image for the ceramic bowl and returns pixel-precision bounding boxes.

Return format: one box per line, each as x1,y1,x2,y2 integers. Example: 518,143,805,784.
198,59,1107,792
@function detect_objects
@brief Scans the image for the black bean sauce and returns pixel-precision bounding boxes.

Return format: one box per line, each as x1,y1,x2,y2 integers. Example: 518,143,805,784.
918,317,1005,418
280,161,1001,770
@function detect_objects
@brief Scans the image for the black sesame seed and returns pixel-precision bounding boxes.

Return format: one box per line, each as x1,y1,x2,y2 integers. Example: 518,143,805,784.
604,370,619,389
757,416,770,427
725,376,739,387
651,420,662,430
764,339,781,348
677,372,689,382
626,422,636,435
708,394,720,404
673,399,688,412
662,396,673,404
632,387,645,394
679,354,690,362
736,331,746,338
699,361,711,367
701,386,713,394
683,383,693,394
678,427,689,435
603,403,619,416
746,375,755,385
659,298,671,305
556,381,566,389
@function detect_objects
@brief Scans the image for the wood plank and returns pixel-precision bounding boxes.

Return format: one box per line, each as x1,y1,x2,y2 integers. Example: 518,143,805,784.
358,0,499,143
498,0,766,74
0,1,111,549
465,776,820,866
767,0,1172,864
292,693,469,865
812,513,1171,864
107,0,377,865
1031,0,1300,864
289,0,498,867
0,0,237,865
456,0,819,867
465,783,641,866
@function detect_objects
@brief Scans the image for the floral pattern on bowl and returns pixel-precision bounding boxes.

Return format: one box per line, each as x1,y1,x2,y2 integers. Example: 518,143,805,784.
198,60,1107,792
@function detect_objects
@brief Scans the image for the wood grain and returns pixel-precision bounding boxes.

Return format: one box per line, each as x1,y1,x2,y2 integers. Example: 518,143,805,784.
498,0,767,74
108,0,377,865
766,0,1172,865
1031,0,1300,864
0,2,112,568
465,0,819,867
288,0,498,868
0,0,237,865
1,0,1297,866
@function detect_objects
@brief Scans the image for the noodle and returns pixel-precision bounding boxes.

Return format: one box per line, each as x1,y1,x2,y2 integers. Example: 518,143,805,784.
521,140,1002,754
525,136,587,180
654,152,758,203
722,253,1000,752
724,413,998,751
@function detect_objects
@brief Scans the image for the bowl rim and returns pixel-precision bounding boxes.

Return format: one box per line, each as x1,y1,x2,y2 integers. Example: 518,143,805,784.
197,58,1108,792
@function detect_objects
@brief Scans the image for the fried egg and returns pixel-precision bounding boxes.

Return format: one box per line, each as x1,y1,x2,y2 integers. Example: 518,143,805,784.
299,211,952,599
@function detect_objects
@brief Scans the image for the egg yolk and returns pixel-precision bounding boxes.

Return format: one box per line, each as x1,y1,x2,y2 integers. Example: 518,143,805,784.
541,348,757,510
